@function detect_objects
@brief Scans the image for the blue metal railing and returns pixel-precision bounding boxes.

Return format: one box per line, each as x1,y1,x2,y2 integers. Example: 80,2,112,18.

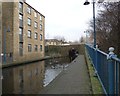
85,44,120,95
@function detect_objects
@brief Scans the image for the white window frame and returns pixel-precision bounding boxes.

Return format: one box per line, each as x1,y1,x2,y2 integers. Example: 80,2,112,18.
40,15,42,21
40,34,42,41
34,32,38,39
28,44,32,52
34,22,38,28
27,6,31,14
40,24,42,31
28,30,31,38
19,28,23,35
28,18,31,26
34,11,37,18
19,14,23,20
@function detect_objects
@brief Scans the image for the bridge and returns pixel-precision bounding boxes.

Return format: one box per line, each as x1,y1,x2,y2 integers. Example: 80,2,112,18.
39,44,120,95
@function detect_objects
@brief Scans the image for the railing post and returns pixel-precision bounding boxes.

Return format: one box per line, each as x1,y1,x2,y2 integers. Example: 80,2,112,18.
94,45,98,76
107,47,116,95
96,45,98,71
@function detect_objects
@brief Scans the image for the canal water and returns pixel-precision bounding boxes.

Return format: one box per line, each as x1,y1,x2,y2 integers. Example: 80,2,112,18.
2,57,69,94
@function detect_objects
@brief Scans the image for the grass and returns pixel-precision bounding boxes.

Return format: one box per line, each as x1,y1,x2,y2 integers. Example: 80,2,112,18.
85,49,104,94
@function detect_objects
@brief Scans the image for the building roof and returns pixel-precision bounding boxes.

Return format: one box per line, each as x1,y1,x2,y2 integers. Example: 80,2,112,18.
24,1,45,18
45,39,63,42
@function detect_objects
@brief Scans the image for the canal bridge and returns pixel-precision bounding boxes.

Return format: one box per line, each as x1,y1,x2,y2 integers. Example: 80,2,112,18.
40,44,120,95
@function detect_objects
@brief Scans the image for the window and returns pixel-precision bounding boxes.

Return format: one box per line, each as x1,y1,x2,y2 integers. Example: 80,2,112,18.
19,28,23,35
19,14,23,20
34,32,38,39
40,15,42,21
28,44,32,52
28,18,31,26
40,45,42,51
28,30,31,38
40,34,42,41
19,2,23,13
34,11,37,18
34,45,38,51
40,24,42,31
27,6,31,14
19,14,23,27
19,28,23,42
19,43,23,56
19,2,23,9
34,22,38,28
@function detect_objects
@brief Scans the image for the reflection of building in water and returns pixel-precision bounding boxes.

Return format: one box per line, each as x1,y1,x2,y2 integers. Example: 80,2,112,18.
2,61,45,94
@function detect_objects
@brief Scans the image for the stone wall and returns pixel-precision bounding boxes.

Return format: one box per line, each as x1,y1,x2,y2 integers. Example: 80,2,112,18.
2,2,14,63
0,2,2,64
45,44,85,57
2,2,45,64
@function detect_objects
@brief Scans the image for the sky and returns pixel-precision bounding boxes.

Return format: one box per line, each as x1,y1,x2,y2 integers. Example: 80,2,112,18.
26,0,95,42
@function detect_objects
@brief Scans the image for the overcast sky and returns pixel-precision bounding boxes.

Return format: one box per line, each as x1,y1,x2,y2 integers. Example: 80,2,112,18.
26,0,95,42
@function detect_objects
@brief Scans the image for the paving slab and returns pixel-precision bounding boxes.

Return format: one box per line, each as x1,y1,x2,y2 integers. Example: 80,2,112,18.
39,55,92,94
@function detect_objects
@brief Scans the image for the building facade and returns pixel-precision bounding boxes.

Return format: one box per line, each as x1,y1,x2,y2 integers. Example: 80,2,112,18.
1,0,45,64
0,2,2,65
45,39,63,46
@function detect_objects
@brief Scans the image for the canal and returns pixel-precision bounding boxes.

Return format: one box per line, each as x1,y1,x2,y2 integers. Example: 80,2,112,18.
2,57,69,94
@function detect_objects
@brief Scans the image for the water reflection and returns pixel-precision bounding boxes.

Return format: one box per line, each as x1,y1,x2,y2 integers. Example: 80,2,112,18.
2,57,69,94
2,61,45,94
44,57,69,87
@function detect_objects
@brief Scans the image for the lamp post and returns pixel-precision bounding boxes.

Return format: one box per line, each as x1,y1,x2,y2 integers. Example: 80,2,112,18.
84,0,96,48
84,0,98,76
84,31,89,44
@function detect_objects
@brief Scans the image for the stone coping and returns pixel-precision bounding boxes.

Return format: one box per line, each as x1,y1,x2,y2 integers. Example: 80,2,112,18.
1,56,66,69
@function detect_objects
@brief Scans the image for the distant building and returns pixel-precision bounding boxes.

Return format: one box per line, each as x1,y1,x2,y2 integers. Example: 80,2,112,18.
45,39,63,46
1,0,45,64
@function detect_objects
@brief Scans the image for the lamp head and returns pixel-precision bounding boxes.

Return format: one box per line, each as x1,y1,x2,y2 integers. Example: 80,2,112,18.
84,0,90,5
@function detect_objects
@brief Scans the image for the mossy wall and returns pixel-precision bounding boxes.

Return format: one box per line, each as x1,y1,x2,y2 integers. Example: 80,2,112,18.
45,44,85,57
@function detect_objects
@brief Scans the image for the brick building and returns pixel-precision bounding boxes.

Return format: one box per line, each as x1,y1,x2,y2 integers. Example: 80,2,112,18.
1,0,45,64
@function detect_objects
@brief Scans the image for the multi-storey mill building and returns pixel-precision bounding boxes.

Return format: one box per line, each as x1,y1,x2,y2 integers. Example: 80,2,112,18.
1,0,45,64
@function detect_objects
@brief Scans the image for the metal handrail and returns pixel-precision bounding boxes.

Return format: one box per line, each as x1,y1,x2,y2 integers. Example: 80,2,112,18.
85,44,120,95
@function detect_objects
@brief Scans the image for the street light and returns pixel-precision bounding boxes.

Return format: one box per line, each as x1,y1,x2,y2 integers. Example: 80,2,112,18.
84,31,89,44
84,0,98,76
84,0,96,48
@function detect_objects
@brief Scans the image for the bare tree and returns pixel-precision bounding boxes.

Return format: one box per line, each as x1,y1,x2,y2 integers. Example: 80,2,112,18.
54,36,66,42
79,36,85,43
89,2,120,56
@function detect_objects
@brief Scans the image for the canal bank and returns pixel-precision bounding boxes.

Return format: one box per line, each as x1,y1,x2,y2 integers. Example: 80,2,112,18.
2,56,70,94
39,55,92,94
1,56,66,69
